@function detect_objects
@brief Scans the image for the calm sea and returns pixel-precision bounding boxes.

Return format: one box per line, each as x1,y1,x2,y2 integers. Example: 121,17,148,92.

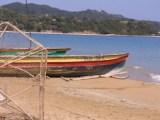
1,32,160,82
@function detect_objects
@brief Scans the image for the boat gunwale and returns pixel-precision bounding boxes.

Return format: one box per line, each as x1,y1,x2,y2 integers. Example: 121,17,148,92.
0,56,127,67
0,53,129,64
0,52,128,57
0,48,71,52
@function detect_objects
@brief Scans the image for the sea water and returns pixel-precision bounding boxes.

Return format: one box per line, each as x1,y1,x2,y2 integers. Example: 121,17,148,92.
1,32,160,82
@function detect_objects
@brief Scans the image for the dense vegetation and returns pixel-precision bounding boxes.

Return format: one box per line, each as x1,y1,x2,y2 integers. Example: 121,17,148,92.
0,2,160,35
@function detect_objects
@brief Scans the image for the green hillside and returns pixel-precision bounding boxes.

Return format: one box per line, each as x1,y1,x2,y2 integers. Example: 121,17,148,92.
0,2,160,35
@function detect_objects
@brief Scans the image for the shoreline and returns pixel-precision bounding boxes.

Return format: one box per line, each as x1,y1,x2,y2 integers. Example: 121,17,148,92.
26,31,160,38
2,30,160,38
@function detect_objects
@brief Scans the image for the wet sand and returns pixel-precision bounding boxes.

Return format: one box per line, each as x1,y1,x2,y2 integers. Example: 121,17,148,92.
0,77,160,120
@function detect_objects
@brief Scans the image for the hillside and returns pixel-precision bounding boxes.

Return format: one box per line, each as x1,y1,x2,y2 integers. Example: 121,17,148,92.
0,2,160,35
2,2,125,21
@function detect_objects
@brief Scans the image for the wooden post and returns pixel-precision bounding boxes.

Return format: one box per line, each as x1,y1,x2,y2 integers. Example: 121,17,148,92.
39,51,47,120
39,80,45,120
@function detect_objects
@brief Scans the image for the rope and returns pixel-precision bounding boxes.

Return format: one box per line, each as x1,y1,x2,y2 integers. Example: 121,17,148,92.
60,67,129,81
60,65,160,82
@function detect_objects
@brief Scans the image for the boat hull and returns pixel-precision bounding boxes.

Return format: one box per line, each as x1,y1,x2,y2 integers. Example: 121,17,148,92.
0,53,128,77
47,61,126,77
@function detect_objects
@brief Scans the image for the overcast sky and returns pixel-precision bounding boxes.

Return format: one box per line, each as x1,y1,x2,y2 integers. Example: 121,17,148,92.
0,0,160,21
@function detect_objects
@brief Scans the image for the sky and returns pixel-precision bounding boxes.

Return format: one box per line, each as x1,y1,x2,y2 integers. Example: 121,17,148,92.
0,0,160,22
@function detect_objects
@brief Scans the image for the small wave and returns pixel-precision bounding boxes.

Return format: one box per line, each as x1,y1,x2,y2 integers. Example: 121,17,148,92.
127,65,160,82
150,74,160,81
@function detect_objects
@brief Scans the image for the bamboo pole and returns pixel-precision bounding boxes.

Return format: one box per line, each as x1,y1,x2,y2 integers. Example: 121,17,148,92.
0,25,8,38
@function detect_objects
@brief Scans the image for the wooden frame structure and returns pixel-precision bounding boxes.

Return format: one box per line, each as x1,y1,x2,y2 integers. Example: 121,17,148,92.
0,22,48,120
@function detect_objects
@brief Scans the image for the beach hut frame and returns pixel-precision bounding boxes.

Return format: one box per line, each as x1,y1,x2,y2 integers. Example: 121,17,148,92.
0,22,48,120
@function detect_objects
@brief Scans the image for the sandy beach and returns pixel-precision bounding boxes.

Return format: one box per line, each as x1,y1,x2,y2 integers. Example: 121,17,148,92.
0,77,160,120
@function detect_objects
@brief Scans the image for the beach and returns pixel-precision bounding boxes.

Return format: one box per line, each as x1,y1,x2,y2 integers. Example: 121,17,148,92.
0,77,160,120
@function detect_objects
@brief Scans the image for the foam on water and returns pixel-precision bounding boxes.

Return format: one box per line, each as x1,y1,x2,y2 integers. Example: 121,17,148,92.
150,73,160,82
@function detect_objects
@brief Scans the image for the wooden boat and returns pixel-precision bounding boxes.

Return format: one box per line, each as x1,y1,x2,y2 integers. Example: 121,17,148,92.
0,48,71,56
0,53,128,77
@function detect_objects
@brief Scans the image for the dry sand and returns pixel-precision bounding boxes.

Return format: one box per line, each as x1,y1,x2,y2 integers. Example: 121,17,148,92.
0,77,160,120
